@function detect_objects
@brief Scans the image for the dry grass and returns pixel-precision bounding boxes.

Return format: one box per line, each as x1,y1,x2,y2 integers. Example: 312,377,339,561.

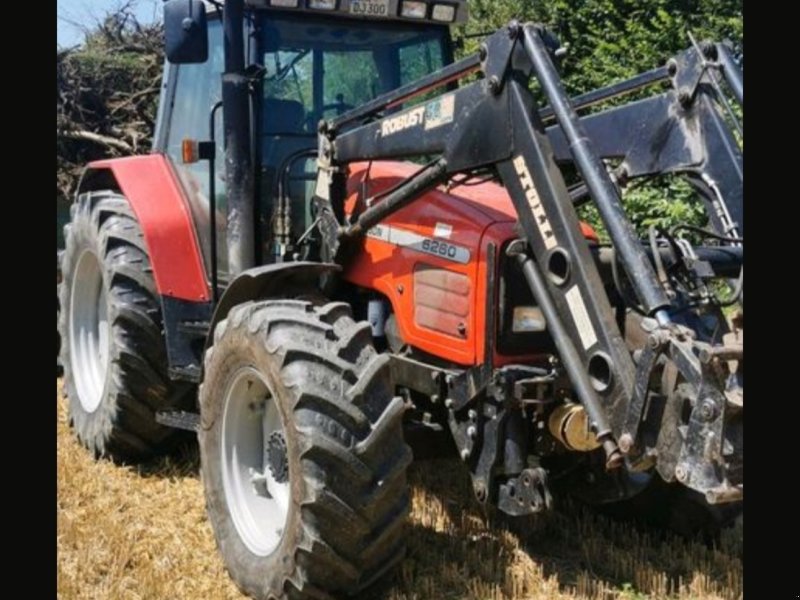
57,380,742,600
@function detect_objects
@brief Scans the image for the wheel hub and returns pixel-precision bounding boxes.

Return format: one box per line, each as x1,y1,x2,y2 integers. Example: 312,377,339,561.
69,248,110,413
267,431,289,484
221,367,291,557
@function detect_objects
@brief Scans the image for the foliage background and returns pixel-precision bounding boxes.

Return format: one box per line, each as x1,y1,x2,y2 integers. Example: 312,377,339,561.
456,0,742,238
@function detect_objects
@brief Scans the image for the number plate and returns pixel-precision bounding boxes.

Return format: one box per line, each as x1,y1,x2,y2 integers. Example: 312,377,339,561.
350,0,389,17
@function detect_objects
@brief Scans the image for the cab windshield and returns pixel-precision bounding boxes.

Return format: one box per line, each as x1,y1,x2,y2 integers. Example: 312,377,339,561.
259,13,451,136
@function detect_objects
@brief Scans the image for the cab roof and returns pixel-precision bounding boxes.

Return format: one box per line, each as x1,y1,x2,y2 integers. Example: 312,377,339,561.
241,0,468,25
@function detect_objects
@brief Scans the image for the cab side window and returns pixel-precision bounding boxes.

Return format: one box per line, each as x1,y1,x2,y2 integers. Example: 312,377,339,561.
164,19,225,201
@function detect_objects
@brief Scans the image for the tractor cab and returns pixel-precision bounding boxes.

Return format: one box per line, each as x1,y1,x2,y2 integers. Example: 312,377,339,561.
156,0,466,280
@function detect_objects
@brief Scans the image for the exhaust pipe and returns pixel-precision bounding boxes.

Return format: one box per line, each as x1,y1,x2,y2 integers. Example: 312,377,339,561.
222,0,255,275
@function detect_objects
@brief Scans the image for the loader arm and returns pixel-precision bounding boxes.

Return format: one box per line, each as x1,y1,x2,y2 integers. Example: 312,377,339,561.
312,23,743,504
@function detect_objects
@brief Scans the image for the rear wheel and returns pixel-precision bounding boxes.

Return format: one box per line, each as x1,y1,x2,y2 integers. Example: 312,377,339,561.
199,300,412,599
59,190,192,461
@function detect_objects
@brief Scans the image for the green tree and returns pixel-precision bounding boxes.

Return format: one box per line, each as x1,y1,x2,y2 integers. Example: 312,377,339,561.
455,0,742,238
458,0,741,94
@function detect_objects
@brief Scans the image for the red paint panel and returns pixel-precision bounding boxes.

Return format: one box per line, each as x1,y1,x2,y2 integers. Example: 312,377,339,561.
342,161,491,365
412,165,599,243
86,155,210,302
579,221,599,243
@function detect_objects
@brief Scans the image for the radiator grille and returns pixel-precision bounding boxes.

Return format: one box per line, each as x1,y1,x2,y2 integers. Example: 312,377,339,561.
413,264,471,338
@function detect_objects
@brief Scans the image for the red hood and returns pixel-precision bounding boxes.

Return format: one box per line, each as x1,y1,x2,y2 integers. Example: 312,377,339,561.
346,160,598,242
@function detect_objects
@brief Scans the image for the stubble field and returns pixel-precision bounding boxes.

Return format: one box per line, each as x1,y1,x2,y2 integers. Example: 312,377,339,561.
57,380,742,600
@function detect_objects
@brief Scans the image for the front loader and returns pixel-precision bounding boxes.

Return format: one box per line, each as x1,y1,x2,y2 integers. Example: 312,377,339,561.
58,1,743,598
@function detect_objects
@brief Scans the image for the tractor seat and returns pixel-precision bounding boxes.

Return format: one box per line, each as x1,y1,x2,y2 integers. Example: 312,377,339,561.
263,98,306,135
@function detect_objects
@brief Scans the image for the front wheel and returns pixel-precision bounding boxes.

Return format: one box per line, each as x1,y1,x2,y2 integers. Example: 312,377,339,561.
199,300,412,599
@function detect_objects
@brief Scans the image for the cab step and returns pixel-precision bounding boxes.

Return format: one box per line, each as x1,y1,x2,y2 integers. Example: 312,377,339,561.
156,410,200,432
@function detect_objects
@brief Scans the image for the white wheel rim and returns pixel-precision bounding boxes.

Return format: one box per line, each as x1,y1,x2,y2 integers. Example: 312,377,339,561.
221,367,291,557
69,249,110,413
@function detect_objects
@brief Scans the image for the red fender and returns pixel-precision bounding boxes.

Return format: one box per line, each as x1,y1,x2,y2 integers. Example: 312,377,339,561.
79,155,210,302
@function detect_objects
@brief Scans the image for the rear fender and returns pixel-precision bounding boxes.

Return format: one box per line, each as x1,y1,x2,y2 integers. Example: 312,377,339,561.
77,154,210,302
78,155,213,381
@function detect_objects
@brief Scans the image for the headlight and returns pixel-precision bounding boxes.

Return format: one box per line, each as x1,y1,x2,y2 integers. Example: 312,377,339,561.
512,306,547,333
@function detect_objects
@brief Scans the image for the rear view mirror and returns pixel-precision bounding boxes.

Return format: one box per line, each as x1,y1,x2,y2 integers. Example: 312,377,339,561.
164,0,208,64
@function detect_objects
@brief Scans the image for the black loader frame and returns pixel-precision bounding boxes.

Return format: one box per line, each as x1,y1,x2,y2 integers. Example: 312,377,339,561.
312,22,743,510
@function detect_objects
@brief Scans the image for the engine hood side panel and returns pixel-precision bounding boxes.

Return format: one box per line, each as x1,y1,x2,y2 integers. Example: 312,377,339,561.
341,162,510,365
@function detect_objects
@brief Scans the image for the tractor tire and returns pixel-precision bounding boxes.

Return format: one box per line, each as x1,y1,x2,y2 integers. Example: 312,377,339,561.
59,190,192,462
199,300,412,600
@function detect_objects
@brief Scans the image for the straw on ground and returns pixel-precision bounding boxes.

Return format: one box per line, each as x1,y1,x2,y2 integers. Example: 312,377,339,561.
57,380,742,600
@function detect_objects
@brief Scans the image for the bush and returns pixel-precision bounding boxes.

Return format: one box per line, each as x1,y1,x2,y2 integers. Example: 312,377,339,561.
57,6,163,245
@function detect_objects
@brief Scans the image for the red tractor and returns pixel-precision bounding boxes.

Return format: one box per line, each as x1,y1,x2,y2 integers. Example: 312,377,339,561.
58,1,743,598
